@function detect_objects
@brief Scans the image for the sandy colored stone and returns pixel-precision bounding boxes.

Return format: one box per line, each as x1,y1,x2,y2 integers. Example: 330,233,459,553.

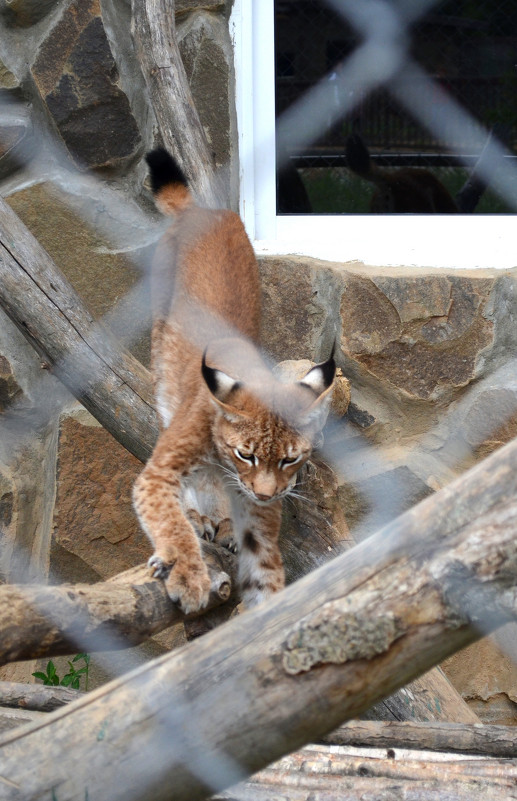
6,182,149,365
52,416,147,580
442,626,517,724
340,272,494,400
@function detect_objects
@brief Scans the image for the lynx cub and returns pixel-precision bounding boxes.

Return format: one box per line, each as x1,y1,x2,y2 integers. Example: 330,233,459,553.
133,148,335,613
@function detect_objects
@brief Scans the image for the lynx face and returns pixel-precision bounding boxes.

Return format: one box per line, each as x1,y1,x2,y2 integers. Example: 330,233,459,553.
203,351,333,505
213,411,313,505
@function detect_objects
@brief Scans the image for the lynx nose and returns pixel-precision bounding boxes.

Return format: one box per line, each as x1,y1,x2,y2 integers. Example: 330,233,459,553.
255,492,274,503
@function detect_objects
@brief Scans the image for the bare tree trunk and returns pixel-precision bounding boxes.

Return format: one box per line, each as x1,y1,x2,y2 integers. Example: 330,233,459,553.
131,0,224,207
0,434,516,800
0,543,236,666
0,195,158,462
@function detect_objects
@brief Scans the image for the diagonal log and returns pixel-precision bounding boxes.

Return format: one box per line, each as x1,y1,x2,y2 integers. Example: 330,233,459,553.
0,434,516,800
0,194,158,462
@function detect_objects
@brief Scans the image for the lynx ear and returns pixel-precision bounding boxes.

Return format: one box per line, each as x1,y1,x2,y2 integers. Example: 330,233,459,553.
202,352,240,402
299,351,336,397
201,352,249,421
298,349,336,431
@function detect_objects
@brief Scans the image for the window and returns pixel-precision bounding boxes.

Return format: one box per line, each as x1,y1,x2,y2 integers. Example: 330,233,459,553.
231,0,517,269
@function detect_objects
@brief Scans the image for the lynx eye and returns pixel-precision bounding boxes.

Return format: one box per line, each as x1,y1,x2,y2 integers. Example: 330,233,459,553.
280,454,302,469
234,448,257,466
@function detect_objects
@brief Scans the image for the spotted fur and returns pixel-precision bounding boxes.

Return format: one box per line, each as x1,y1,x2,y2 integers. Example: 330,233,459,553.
133,148,335,612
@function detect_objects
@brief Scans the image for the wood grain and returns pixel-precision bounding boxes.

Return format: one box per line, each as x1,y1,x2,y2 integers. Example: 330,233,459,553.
0,435,516,799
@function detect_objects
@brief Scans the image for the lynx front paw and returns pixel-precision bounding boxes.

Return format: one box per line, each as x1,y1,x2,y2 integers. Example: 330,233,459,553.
214,518,239,554
166,560,211,614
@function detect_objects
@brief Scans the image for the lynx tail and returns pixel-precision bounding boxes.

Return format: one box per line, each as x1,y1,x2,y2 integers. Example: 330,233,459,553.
145,147,193,215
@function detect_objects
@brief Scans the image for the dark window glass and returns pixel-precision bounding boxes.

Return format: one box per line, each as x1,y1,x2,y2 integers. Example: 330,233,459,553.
275,0,517,214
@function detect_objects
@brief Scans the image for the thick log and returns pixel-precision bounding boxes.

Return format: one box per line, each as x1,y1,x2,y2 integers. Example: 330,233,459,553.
214,743,517,801
323,719,517,758
131,0,224,207
0,196,158,462
0,543,236,665
0,436,517,800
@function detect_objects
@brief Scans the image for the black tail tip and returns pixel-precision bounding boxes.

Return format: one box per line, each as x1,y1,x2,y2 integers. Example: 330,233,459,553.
145,147,188,195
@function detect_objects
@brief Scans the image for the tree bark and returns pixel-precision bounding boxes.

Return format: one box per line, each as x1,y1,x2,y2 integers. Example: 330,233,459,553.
0,195,158,462
323,719,517,758
131,0,224,207
0,435,516,800
0,683,82,713
0,543,236,666
213,743,517,801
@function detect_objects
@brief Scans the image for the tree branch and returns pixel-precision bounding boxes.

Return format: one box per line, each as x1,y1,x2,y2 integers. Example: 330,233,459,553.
1,435,517,799
0,542,237,666
131,0,224,207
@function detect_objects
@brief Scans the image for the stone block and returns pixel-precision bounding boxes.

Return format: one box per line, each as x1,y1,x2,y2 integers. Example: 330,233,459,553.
176,0,226,14
0,355,23,412
259,257,341,363
1,0,59,27
6,181,150,365
51,414,147,580
340,272,494,401
31,0,141,169
442,625,517,724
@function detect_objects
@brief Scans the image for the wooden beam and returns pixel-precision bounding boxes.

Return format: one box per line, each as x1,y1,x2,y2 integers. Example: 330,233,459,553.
322,719,517,758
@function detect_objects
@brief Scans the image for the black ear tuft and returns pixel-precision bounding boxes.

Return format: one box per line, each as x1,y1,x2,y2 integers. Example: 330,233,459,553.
145,148,189,195
299,347,336,396
201,350,219,396
201,351,241,402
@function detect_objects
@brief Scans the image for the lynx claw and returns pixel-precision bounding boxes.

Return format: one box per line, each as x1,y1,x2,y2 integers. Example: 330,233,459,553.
148,554,172,579
214,519,239,554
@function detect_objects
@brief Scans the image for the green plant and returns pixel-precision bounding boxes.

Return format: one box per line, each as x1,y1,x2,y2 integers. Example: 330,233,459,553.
32,653,90,691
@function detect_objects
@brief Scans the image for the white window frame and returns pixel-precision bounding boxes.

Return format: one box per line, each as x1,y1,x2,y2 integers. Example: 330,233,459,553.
230,0,516,270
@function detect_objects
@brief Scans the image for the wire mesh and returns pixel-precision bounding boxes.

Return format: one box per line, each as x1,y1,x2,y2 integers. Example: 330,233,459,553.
0,0,517,798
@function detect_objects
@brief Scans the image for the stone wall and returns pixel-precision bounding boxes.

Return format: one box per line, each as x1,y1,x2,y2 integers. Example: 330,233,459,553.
1,0,517,718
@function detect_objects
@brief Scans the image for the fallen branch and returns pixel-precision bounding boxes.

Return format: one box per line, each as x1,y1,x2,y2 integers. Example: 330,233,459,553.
0,682,82,713
0,435,517,799
322,719,517,758
0,542,236,665
214,743,517,801
131,0,224,207
0,195,158,462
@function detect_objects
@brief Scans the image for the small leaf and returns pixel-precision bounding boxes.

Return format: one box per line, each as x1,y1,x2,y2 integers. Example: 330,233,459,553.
32,671,48,682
